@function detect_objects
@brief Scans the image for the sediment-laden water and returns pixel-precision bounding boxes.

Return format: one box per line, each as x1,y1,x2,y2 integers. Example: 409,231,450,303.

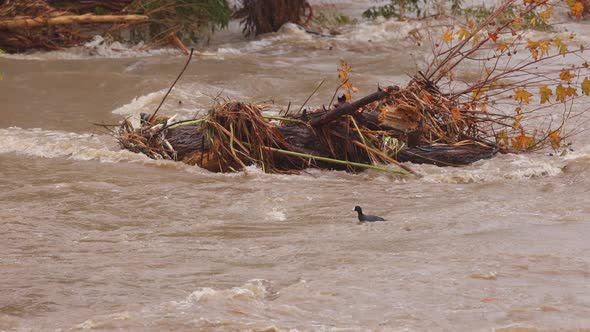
1,1,590,331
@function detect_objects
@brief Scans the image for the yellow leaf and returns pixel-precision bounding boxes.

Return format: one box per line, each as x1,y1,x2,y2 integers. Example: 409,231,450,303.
567,86,579,97
472,32,481,46
497,130,509,147
340,59,352,73
559,69,576,82
526,40,550,60
514,88,533,104
512,16,522,29
539,85,553,104
442,29,454,42
472,85,489,101
338,60,355,101
529,15,537,27
555,84,566,102
538,7,553,24
581,77,590,95
555,84,579,102
496,43,508,52
554,38,568,56
456,27,470,41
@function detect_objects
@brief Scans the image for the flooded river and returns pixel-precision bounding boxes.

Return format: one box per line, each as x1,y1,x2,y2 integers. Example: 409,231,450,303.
1,1,590,331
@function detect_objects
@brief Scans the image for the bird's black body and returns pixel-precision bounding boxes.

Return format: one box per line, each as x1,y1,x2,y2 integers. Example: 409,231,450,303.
353,206,386,222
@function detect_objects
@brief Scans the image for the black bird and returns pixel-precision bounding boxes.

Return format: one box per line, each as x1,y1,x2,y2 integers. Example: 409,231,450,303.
353,206,386,222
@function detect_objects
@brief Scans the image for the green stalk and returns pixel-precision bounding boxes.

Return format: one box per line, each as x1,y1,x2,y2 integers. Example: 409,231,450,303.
167,118,206,129
267,146,409,175
262,115,305,124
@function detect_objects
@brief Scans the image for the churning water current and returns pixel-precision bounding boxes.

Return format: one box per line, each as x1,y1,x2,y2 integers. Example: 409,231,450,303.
1,1,590,331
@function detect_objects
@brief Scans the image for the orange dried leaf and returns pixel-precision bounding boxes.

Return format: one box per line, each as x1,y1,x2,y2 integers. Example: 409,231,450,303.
549,130,561,149
514,88,533,104
451,108,462,121
571,2,584,18
512,131,534,150
340,59,352,73
496,43,508,52
488,32,498,42
559,69,576,82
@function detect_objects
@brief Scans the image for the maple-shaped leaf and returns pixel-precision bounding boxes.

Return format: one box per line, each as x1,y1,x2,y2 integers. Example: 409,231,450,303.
555,84,579,102
514,88,533,104
496,43,508,52
442,30,454,42
456,28,470,41
571,2,584,18
337,60,354,102
512,130,534,150
539,85,553,104
581,77,590,95
488,32,498,42
549,129,561,149
559,69,576,82
526,40,550,60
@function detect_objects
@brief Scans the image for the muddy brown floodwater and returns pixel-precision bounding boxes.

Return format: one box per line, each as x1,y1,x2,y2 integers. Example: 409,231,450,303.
1,1,590,331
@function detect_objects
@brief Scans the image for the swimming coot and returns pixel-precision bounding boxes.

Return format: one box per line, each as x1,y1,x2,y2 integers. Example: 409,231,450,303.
353,206,386,222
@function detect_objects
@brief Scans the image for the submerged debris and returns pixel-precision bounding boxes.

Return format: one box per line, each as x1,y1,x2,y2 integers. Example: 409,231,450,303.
113,81,497,175
110,0,588,175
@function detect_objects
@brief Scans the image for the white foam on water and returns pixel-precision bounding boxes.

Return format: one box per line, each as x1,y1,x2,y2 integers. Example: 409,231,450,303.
0,36,181,61
416,153,567,184
170,279,270,310
73,312,131,330
111,84,244,119
0,127,145,163
266,208,288,222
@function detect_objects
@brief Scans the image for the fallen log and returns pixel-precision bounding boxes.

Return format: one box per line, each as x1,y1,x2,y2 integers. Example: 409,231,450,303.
310,86,398,127
0,14,148,29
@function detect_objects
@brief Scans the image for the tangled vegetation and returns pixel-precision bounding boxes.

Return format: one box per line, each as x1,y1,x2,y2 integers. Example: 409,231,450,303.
110,0,590,176
363,0,462,20
233,0,311,36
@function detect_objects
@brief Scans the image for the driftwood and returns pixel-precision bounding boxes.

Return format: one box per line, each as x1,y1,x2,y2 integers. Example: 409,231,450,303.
310,86,398,127
114,82,498,175
0,14,148,29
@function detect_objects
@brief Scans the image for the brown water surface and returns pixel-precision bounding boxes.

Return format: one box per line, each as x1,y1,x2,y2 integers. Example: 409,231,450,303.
1,2,590,331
